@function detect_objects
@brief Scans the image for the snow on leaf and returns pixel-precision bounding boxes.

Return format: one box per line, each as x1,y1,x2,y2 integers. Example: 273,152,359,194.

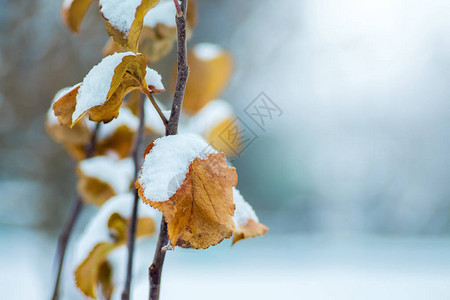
187,99,241,156
74,193,157,298
99,0,160,52
46,85,94,160
96,107,139,158
103,0,197,62
137,134,217,202
136,134,237,249
52,52,164,127
77,156,134,205
173,43,233,114
61,0,93,32
232,188,268,245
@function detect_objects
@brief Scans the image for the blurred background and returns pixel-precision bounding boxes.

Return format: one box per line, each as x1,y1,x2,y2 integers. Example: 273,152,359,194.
1,0,450,299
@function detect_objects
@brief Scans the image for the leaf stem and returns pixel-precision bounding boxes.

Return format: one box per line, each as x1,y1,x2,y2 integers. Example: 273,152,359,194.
51,122,100,300
122,93,146,300
142,89,169,127
149,1,189,299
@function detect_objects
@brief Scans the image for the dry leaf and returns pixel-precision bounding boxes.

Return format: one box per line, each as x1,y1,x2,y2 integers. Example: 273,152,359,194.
61,0,94,32
75,215,155,298
75,242,117,299
53,52,163,127
232,188,268,245
100,0,160,52
77,156,134,205
96,107,139,158
74,193,157,298
136,134,237,249
172,43,233,114
103,0,197,62
46,85,96,160
186,99,240,156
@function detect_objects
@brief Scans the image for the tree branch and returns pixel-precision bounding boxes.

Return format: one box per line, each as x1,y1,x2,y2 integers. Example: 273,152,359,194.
121,93,146,300
51,122,100,300
149,1,189,299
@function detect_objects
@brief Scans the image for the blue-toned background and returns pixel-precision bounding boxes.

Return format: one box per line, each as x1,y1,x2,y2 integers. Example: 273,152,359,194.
1,0,450,299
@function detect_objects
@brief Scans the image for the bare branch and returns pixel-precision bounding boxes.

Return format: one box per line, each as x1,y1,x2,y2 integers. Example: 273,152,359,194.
121,93,146,300
149,1,189,299
51,122,100,300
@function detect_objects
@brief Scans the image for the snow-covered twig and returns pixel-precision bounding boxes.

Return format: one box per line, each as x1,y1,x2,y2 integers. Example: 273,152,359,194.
51,122,100,300
149,1,189,299
122,93,146,300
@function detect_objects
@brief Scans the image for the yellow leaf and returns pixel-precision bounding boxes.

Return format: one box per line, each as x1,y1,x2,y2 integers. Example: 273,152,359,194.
186,99,240,156
98,261,114,300
138,151,237,249
77,175,117,206
61,0,94,33
53,53,163,127
172,43,233,114
100,0,160,52
75,213,156,298
103,0,197,62
52,84,80,126
232,219,268,245
231,188,268,245
76,156,135,206
75,242,117,299
46,85,95,160
206,118,241,157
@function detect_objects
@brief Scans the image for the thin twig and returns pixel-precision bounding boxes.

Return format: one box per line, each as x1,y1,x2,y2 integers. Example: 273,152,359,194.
149,1,189,299
173,0,182,16
166,1,189,137
51,122,100,300
142,89,169,127
121,93,146,300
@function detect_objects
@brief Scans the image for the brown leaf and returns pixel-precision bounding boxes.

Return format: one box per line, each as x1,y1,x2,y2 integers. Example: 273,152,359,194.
61,0,93,32
46,86,96,160
231,188,268,245
52,84,80,126
103,0,197,62
233,219,268,245
207,118,241,156
98,261,114,300
77,175,117,206
138,152,237,249
75,242,117,299
172,44,233,114
97,125,136,158
53,53,162,127
76,156,135,206
101,0,160,52
75,212,155,298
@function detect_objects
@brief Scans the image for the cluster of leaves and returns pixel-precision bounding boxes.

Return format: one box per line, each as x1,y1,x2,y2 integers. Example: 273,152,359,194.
47,0,267,298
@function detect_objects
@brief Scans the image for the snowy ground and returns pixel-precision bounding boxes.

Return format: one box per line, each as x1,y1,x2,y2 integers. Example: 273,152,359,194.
1,226,450,299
